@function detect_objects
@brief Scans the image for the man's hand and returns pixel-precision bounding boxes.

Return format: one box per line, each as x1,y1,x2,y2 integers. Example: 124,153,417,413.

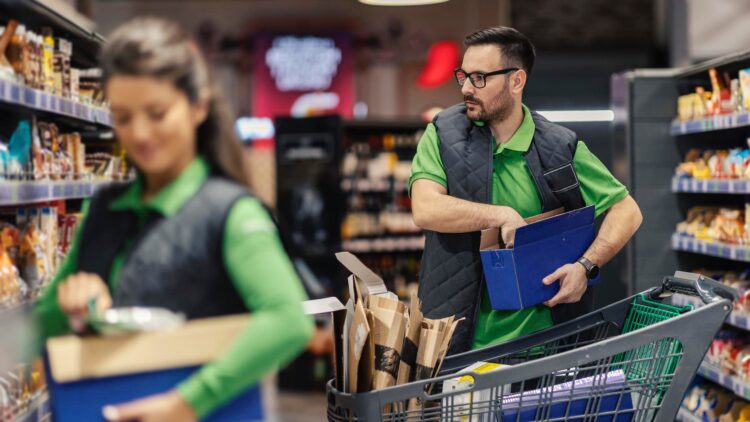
542,263,588,307
103,390,197,422
500,207,527,248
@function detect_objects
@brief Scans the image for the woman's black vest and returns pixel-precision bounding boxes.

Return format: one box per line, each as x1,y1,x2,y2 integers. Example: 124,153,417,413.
76,177,249,319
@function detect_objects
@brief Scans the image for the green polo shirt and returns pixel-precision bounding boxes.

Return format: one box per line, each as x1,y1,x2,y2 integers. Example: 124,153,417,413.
409,105,628,349
34,156,313,418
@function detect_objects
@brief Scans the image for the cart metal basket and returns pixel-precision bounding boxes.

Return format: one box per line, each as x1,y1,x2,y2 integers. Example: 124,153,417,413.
326,272,735,421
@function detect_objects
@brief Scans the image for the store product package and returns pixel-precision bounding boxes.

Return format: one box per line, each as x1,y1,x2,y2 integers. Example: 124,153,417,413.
442,361,510,422
47,298,347,422
397,290,423,385
334,251,462,399
497,369,633,422
369,295,407,391
479,205,600,310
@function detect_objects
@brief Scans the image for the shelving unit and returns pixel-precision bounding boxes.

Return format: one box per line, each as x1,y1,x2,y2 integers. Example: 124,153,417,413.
670,111,750,135
0,3,112,421
672,293,750,331
339,120,425,289
696,361,750,401
0,180,118,206
671,177,750,194
0,78,111,127
613,49,750,417
341,235,425,253
671,233,750,262
13,393,51,422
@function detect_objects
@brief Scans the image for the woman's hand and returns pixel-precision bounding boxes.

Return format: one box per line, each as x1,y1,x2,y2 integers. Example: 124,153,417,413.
103,390,197,422
56,272,112,332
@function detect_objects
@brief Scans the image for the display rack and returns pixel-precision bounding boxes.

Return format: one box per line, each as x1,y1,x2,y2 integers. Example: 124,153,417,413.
613,49,750,414
0,3,111,421
0,180,116,206
0,78,111,127
696,361,750,401
672,293,750,331
13,393,50,422
339,119,425,289
670,111,750,135
671,177,750,194
671,233,750,263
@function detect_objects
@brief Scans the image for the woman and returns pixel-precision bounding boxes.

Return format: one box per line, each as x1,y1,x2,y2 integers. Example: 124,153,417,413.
34,17,313,421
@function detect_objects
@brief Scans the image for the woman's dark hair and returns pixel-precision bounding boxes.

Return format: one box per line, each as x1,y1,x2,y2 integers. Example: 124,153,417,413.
464,26,536,76
100,17,251,189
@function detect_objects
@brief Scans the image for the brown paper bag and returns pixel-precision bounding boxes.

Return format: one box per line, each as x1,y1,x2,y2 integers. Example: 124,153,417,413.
347,300,370,393
407,322,443,413
358,309,376,393
397,291,423,385
369,296,407,391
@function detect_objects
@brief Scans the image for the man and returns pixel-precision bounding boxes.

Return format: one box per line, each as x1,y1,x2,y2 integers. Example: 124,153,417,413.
410,27,642,355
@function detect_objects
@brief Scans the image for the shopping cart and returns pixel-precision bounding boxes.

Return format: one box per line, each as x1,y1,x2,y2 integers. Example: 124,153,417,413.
326,271,736,421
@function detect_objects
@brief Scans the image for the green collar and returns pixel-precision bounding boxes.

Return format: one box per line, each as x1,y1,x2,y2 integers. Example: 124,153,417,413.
110,156,211,216
471,104,535,154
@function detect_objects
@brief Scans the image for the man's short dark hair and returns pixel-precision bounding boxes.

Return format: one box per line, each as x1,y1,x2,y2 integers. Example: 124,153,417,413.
464,27,536,76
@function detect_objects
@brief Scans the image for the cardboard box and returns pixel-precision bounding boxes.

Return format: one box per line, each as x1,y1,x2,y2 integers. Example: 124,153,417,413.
479,206,600,310
47,298,346,422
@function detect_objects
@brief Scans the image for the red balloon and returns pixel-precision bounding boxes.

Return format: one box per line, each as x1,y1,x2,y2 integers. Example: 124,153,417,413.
417,40,459,89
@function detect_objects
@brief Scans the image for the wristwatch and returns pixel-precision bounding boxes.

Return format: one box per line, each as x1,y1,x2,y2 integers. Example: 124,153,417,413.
577,257,600,280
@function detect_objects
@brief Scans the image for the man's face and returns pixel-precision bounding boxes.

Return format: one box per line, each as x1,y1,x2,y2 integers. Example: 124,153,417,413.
459,44,516,123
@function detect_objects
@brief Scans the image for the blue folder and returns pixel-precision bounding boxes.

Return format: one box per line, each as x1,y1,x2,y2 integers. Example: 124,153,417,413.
480,206,601,310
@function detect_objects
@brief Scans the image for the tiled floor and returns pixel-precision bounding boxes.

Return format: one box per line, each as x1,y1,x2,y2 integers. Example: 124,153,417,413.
276,392,328,422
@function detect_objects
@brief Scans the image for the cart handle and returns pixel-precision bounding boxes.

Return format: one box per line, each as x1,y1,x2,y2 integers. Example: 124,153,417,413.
647,271,737,304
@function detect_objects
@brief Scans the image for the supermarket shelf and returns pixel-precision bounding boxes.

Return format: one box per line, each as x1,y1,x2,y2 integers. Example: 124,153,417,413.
0,180,121,206
676,407,702,422
341,179,408,193
0,78,111,127
342,236,425,253
671,233,750,262
671,176,750,194
670,112,750,135
14,391,50,422
671,294,748,331
696,361,750,401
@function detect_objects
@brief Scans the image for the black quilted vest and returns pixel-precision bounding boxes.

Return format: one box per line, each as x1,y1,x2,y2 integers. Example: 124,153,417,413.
418,103,590,354
77,176,248,319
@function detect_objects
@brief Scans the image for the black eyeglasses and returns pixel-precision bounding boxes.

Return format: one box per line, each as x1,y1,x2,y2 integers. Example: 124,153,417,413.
454,67,519,88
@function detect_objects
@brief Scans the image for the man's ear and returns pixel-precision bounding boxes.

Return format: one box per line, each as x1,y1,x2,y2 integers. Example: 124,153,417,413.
511,69,527,94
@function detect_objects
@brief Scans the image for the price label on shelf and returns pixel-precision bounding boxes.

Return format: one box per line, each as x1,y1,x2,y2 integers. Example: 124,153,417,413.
51,184,63,197
10,83,21,103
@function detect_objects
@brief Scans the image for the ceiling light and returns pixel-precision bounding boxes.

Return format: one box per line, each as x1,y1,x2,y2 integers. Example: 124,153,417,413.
536,110,615,123
358,0,451,6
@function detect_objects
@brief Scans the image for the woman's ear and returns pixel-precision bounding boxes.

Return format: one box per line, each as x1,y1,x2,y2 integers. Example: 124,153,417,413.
192,89,211,126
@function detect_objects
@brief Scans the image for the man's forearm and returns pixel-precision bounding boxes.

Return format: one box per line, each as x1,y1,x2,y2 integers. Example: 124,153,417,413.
412,190,511,233
583,195,642,267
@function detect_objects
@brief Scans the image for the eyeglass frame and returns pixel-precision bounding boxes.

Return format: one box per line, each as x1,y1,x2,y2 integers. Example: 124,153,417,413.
454,67,519,88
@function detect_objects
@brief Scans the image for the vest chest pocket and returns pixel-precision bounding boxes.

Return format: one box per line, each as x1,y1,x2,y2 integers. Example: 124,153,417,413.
543,163,579,193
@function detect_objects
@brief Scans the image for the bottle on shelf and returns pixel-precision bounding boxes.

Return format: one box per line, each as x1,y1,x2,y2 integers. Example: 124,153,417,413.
709,68,732,115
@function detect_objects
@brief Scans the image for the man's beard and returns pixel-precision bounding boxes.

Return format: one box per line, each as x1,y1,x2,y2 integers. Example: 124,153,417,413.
464,85,514,123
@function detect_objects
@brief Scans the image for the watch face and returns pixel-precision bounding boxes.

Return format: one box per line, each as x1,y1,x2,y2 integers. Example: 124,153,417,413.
589,265,600,279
